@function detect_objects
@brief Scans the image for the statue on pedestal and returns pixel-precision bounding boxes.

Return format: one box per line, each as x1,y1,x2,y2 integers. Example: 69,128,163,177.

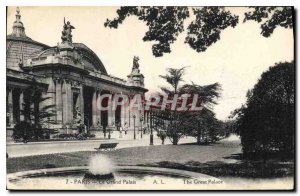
132,56,140,73
74,106,84,133
61,17,75,43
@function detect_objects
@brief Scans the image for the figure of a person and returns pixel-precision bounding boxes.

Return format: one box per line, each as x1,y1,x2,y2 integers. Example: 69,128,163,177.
116,121,120,131
119,125,123,138
160,131,167,145
124,121,128,135
132,56,140,72
61,18,75,43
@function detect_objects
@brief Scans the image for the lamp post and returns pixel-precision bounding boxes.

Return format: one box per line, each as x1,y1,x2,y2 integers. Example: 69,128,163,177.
108,126,111,139
133,114,136,140
150,112,153,145
140,117,143,139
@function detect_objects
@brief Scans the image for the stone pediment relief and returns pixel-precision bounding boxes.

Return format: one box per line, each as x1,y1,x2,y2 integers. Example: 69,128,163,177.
24,46,86,71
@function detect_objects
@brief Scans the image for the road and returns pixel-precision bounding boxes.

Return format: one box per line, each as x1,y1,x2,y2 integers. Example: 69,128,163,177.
7,132,196,158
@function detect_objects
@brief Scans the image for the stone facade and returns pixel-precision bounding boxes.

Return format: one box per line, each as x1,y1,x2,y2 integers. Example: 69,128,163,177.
6,8,148,138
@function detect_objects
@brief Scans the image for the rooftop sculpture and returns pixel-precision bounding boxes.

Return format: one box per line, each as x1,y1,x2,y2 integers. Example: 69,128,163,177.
61,17,75,43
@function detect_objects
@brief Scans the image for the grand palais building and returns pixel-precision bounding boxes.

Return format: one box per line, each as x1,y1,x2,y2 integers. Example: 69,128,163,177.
6,8,148,138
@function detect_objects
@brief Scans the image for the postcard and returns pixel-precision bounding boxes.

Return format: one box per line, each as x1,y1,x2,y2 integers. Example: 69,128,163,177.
6,6,294,190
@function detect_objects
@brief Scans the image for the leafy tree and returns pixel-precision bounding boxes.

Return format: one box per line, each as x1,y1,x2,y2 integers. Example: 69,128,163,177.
12,121,34,142
155,67,221,145
180,82,221,110
185,7,238,52
244,7,293,37
159,67,186,93
155,67,187,144
105,6,238,57
105,6,292,57
232,62,294,154
222,120,237,137
14,79,57,141
182,108,219,144
179,82,221,144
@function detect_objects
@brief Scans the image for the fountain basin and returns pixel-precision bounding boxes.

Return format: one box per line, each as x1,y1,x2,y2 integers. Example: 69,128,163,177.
7,166,225,190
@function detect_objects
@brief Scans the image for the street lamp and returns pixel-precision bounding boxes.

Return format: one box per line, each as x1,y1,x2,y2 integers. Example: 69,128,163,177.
108,127,111,139
133,114,136,140
150,112,153,145
140,116,143,139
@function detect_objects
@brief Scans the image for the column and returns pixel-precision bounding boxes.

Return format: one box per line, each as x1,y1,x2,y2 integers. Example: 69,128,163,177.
145,111,148,129
136,110,141,128
121,97,126,127
92,89,97,126
79,84,84,122
39,91,48,111
30,95,35,124
111,94,115,126
45,78,56,122
135,94,142,128
125,100,130,126
7,88,13,126
107,93,113,127
96,90,102,126
55,79,63,124
62,80,72,124
147,111,149,124
19,90,24,121
67,81,74,122
128,97,132,128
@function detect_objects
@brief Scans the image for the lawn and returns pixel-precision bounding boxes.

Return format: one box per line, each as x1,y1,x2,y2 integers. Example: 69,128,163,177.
7,136,294,178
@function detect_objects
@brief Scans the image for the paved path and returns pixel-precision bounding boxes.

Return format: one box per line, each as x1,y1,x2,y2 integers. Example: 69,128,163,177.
6,131,196,158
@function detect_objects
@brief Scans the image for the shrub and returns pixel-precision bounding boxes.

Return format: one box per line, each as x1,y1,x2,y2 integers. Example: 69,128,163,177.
12,122,35,141
54,132,96,140
234,62,294,154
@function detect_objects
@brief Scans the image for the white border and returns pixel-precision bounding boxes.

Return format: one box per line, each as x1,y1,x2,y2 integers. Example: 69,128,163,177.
1,0,298,195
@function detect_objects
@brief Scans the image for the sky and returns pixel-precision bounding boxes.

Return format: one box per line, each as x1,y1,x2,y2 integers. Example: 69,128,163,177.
6,6,294,120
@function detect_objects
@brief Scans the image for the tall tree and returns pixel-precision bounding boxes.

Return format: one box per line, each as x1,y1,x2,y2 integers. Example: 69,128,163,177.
244,7,293,37
105,6,293,57
159,67,186,93
105,6,238,57
232,62,294,154
157,67,221,145
14,79,56,141
179,82,221,144
157,67,187,144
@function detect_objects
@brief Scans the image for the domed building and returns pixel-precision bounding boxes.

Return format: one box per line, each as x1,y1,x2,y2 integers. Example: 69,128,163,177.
6,7,148,139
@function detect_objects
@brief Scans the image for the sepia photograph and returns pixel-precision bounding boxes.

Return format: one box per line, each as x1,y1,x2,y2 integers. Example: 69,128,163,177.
5,5,295,191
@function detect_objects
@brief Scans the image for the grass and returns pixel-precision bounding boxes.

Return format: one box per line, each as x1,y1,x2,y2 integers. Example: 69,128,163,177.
139,159,294,178
7,138,294,178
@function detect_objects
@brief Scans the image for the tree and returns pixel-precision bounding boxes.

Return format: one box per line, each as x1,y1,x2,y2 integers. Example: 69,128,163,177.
159,67,186,93
105,6,293,57
182,108,219,144
105,7,238,57
185,7,238,53
232,62,294,154
179,83,221,144
156,67,221,145
12,121,34,142
244,7,293,37
156,67,187,144
14,79,57,141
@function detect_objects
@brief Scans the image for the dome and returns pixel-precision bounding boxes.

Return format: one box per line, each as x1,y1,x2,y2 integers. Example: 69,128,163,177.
6,7,49,70
73,43,107,74
7,7,107,75
6,35,49,70
27,43,108,75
